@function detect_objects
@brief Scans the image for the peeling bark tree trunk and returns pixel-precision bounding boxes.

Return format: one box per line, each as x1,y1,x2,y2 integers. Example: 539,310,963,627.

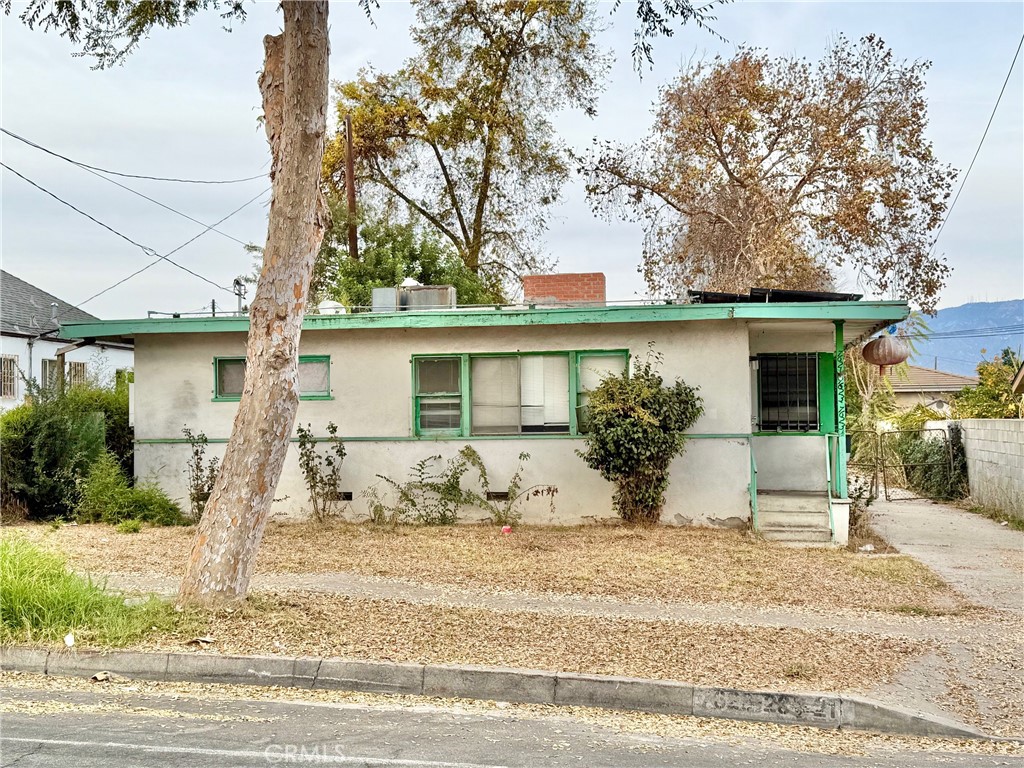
178,1,330,606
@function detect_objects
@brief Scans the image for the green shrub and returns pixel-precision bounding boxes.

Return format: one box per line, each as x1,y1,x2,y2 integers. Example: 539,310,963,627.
889,428,968,501
577,348,704,525
0,382,132,520
77,452,187,526
0,537,174,646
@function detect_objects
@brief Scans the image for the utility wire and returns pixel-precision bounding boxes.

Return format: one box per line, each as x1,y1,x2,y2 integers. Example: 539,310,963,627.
0,127,265,185
3,128,252,247
1,161,241,296
70,187,271,314
930,33,1024,252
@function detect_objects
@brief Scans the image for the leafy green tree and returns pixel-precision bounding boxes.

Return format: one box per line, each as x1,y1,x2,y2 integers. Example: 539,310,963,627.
318,205,504,310
325,0,610,281
577,349,704,525
953,349,1023,419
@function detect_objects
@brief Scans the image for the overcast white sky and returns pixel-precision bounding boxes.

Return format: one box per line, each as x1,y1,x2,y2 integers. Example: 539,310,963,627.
1,1,1022,319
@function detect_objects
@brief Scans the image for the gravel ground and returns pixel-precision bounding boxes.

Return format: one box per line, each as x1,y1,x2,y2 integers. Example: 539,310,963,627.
5,521,970,613
3,671,1021,759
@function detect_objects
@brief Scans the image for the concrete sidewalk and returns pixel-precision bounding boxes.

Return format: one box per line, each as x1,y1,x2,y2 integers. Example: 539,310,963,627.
870,498,1023,615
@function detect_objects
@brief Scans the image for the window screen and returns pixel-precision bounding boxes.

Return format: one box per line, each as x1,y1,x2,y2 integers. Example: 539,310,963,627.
416,357,462,432
298,358,330,396
757,353,819,431
216,359,246,398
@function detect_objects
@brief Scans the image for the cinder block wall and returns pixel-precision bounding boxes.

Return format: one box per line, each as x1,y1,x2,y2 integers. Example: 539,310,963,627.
960,419,1024,519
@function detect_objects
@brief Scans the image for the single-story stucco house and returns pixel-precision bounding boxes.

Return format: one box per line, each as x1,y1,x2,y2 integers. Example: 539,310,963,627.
61,274,909,546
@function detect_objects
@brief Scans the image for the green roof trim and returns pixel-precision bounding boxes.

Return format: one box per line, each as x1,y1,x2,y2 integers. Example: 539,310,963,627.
61,301,909,341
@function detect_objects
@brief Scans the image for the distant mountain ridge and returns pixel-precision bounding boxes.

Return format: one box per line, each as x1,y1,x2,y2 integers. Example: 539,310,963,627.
908,299,1024,377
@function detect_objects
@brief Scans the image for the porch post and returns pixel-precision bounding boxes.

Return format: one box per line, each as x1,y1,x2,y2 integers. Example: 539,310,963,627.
833,320,848,498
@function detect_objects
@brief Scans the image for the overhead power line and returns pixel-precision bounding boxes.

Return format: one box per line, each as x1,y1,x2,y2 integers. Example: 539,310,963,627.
2,127,254,246
71,187,271,315
930,33,1024,252
1,161,241,297
0,127,265,185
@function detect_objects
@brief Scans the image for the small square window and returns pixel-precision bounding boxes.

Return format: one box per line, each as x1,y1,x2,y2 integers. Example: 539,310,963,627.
214,356,331,400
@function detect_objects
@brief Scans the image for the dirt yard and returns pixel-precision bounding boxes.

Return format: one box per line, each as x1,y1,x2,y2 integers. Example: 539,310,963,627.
6,520,972,614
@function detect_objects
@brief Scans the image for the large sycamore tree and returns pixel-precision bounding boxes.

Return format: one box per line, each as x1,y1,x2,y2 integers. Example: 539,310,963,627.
581,35,957,312
7,0,334,605
324,0,610,283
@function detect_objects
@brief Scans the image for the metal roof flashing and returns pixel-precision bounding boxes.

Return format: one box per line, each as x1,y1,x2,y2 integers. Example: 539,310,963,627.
60,300,909,344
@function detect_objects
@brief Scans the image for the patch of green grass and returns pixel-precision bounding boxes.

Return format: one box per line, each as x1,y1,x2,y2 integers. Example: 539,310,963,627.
115,519,142,534
967,505,1024,532
0,537,175,647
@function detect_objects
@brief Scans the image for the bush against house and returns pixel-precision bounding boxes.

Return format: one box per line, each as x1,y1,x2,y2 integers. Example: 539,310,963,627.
0,382,137,521
577,350,703,525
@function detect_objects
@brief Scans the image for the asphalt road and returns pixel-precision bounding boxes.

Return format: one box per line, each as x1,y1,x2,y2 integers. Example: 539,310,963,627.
0,686,1018,768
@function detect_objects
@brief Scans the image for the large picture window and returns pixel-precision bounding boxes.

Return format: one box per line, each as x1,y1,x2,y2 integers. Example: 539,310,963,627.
756,353,819,432
214,356,332,401
413,350,627,437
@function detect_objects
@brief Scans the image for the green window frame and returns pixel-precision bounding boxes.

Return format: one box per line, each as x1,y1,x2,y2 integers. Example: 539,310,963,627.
213,355,333,402
411,350,629,438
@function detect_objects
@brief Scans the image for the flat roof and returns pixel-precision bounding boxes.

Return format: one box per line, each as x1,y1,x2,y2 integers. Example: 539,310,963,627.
60,300,909,347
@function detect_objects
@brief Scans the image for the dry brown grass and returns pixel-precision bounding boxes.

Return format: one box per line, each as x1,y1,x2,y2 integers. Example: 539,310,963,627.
139,591,925,694
5,521,969,613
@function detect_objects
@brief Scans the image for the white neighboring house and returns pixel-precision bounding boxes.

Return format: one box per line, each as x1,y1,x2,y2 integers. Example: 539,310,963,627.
0,270,134,411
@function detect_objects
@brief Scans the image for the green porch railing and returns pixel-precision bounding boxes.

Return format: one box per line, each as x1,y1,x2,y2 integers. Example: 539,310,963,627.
748,438,758,530
824,433,839,542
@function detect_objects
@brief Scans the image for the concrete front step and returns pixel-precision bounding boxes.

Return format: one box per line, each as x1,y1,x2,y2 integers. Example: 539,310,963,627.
757,509,830,528
756,491,830,514
759,525,833,544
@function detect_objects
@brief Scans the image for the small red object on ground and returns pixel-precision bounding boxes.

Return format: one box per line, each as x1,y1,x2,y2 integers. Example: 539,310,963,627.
500,525,512,535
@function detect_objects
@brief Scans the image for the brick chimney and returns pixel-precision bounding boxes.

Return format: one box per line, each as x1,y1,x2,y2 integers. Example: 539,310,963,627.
521,272,606,306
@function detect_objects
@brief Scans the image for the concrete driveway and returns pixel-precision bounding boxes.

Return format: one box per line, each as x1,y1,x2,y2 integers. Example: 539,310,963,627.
870,498,1023,615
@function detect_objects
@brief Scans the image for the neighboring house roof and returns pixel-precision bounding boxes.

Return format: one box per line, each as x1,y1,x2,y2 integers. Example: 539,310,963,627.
62,300,910,348
887,365,978,394
1,270,100,339
1012,363,1024,395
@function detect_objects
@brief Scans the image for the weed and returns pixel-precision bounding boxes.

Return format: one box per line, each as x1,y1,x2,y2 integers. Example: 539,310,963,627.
966,504,1024,532
182,427,220,521
77,452,186,526
295,422,347,524
0,537,175,646
116,519,142,534
457,447,557,527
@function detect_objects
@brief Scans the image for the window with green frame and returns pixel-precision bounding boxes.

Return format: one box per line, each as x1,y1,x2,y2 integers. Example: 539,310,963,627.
412,350,628,437
213,355,332,401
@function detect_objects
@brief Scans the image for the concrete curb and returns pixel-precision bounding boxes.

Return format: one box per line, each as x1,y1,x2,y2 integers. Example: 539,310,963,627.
0,646,988,740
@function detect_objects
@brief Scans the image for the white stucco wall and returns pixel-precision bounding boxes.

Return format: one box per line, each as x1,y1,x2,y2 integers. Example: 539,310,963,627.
133,320,756,525
0,333,134,411
751,435,829,491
